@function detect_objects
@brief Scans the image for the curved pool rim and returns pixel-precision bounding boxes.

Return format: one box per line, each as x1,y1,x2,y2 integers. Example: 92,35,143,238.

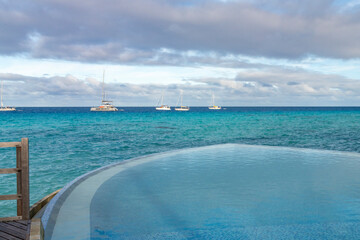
41,143,360,239
41,146,188,235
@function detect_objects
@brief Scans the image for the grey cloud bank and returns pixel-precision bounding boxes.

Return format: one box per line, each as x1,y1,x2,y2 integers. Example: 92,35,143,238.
1,69,359,107
2,0,360,63
1,0,360,106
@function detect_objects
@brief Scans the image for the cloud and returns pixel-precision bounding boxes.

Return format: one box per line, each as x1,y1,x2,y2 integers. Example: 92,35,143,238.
1,0,360,64
1,66,360,106
185,66,360,105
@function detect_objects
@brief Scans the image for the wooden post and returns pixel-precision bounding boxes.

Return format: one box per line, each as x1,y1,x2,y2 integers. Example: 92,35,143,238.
20,138,29,220
16,146,22,217
0,138,29,221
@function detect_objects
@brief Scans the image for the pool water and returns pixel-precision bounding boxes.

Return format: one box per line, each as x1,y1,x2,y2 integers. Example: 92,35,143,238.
43,144,360,239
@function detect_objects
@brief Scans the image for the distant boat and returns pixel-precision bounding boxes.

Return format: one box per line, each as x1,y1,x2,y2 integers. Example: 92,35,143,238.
208,93,221,110
156,92,171,111
0,80,16,112
175,91,189,111
91,71,120,112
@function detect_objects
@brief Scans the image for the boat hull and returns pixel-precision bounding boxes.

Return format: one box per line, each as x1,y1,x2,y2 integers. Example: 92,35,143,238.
0,107,16,111
90,107,118,112
175,107,190,111
156,105,171,111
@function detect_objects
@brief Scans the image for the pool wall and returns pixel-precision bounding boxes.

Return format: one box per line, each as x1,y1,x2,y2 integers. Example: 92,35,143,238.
41,147,200,239
41,144,360,240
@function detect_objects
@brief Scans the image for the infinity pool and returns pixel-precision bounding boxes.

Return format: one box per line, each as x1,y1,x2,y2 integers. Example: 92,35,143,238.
42,144,360,239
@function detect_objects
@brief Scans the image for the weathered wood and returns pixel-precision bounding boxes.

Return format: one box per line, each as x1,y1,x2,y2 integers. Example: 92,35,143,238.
6,221,28,230
29,218,43,240
30,189,61,219
0,138,29,221
0,220,31,239
0,230,23,240
0,142,21,148
20,138,30,220
0,168,21,174
0,232,20,240
0,216,22,222
15,221,29,226
0,194,21,200
0,222,27,239
17,146,22,217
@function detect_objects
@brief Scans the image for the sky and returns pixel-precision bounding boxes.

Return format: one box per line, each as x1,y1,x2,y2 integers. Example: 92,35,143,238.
1,0,360,106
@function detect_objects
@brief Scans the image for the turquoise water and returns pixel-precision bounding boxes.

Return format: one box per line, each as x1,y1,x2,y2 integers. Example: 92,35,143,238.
1,107,360,217
45,144,360,239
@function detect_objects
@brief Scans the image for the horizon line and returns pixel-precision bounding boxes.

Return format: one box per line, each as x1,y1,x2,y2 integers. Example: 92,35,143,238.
8,106,360,108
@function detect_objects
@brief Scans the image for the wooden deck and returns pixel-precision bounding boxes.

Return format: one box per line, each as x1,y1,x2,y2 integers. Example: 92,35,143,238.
0,138,30,222
1,139,31,239
1,139,55,240
0,220,30,240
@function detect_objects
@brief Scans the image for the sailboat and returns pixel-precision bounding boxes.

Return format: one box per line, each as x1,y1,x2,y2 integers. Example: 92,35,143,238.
208,93,221,110
90,71,119,112
156,92,171,111
0,80,16,112
175,91,189,111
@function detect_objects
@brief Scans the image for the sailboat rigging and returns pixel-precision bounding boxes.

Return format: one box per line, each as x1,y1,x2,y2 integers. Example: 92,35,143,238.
90,71,120,112
0,80,16,112
175,90,189,111
208,92,221,110
156,92,171,111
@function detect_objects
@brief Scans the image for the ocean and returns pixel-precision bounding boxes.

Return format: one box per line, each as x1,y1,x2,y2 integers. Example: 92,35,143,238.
1,107,360,217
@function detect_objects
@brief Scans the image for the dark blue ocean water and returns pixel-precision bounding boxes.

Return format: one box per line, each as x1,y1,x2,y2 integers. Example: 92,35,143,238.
1,107,360,217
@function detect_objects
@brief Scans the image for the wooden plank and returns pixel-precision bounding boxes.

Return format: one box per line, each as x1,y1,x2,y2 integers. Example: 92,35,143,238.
0,142,21,148
29,218,42,240
0,194,21,200
6,221,27,230
29,189,61,218
25,220,31,240
0,230,23,240
20,138,29,220
0,222,27,239
15,221,29,227
0,216,22,222
0,168,21,174
17,146,22,217
26,223,31,240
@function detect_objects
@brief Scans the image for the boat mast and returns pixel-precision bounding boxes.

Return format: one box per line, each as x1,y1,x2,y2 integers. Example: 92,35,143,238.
212,92,215,106
1,80,3,108
180,90,183,106
160,91,164,106
102,70,105,102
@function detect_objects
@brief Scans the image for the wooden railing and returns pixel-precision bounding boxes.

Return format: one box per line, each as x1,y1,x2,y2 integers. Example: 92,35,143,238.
0,138,29,221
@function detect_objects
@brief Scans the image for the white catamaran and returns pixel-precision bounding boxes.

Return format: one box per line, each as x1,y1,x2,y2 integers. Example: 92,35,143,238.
175,91,189,111
156,92,171,111
208,93,221,110
90,71,119,112
0,80,16,112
